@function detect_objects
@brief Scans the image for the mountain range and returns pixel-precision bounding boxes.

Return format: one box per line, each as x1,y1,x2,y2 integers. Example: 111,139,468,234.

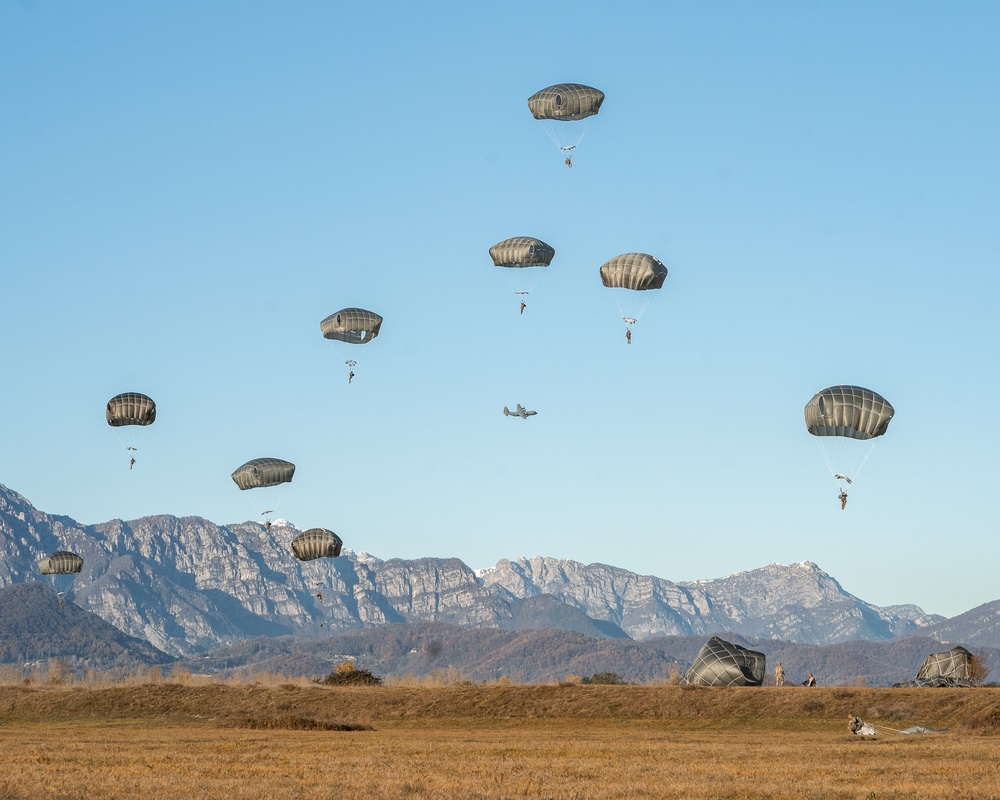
3,482,999,664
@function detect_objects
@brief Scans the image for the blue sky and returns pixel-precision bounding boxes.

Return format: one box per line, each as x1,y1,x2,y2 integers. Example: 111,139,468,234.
2,2,999,618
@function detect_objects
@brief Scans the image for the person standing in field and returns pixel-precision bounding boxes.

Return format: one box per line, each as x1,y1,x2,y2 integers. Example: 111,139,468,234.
774,662,785,686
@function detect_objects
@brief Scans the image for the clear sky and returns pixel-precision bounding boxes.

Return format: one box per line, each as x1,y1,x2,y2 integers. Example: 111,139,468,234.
2,2,999,619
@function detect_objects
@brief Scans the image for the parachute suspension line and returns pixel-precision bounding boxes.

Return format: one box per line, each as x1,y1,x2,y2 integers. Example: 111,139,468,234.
502,271,541,301
814,439,839,480
853,441,878,481
113,427,149,464
540,117,593,161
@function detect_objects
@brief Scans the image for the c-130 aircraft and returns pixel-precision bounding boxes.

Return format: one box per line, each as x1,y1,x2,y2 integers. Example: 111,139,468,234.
503,404,537,419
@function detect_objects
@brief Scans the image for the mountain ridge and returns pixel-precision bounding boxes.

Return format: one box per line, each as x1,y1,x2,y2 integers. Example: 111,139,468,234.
3,483,995,661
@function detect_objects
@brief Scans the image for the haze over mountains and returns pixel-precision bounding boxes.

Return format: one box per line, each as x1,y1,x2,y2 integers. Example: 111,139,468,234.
3,483,1000,666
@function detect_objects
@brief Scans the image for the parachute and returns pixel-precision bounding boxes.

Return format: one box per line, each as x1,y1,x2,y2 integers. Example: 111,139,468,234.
291,528,344,617
321,308,382,382
231,458,296,490
291,528,343,561
527,83,605,165
599,253,668,339
106,392,156,468
320,308,383,345
682,636,766,686
231,458,295,528
37,550,84,606
804,385,894,499
489,237,555,310
106,393,156,427
895,646,975,687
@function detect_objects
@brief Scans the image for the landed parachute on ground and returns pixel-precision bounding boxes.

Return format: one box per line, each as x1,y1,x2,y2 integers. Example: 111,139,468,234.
599,253,668,341
106,392,156,468
682,636,766,686
804,385,894,502
489,237,555,311
37,550,84,605
291,528,343,561
527,83,604,166
895,646,975,687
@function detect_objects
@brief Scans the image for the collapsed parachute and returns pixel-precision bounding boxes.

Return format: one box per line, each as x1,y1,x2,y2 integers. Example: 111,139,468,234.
599,253,668,340
37,550,84,606
804,385,894,500
106,392,156,468
489,237,555,310
895,646,975,687
682,636,766,686
231,458,295,529
291,528,343,561
321,308,383,382
527,83,604,166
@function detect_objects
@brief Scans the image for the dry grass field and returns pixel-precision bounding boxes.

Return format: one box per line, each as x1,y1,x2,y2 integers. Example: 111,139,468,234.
2,680,999,799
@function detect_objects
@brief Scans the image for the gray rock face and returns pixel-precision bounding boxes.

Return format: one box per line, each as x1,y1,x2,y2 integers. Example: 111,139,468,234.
480,557,943,643
0,484,951,657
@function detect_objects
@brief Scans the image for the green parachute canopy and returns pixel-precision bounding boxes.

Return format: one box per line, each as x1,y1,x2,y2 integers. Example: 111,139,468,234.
527,84,605,121
804,385,894,441
682,636,766,687
37,550,84,599
106,392,156,427
489,237,555,268
320,308,383,345
231,458,296,490
291,528,343,561
37,551,84,575
599,253,668,291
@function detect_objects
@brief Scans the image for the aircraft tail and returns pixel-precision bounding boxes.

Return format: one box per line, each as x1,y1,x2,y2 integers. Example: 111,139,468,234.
503,406,510,416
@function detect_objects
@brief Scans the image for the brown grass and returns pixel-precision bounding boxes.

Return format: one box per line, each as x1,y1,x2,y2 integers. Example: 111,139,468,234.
1,684,999,798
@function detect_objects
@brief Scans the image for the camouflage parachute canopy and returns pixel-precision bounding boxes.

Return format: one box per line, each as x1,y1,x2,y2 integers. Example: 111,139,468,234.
528,84,605,121
804,385,894,440
489,237,555,269
599,253,667,291
231,458,296,490
291,528,344,561
916,646,973,682
106,392,156,427
37,551,84,575
682,636,766,687
320,308,383,345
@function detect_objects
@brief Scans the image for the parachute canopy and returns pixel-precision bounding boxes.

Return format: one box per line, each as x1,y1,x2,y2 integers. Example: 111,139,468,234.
231,458,296,490
106,392,156,427
320,308,383,345
895,645,976,687
917,646,973,681
291,528,344,561
489,237,555,269
528,84,605,121
37,551,84,575
804,385,894,440
599,253,667,291
682,636,766,687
